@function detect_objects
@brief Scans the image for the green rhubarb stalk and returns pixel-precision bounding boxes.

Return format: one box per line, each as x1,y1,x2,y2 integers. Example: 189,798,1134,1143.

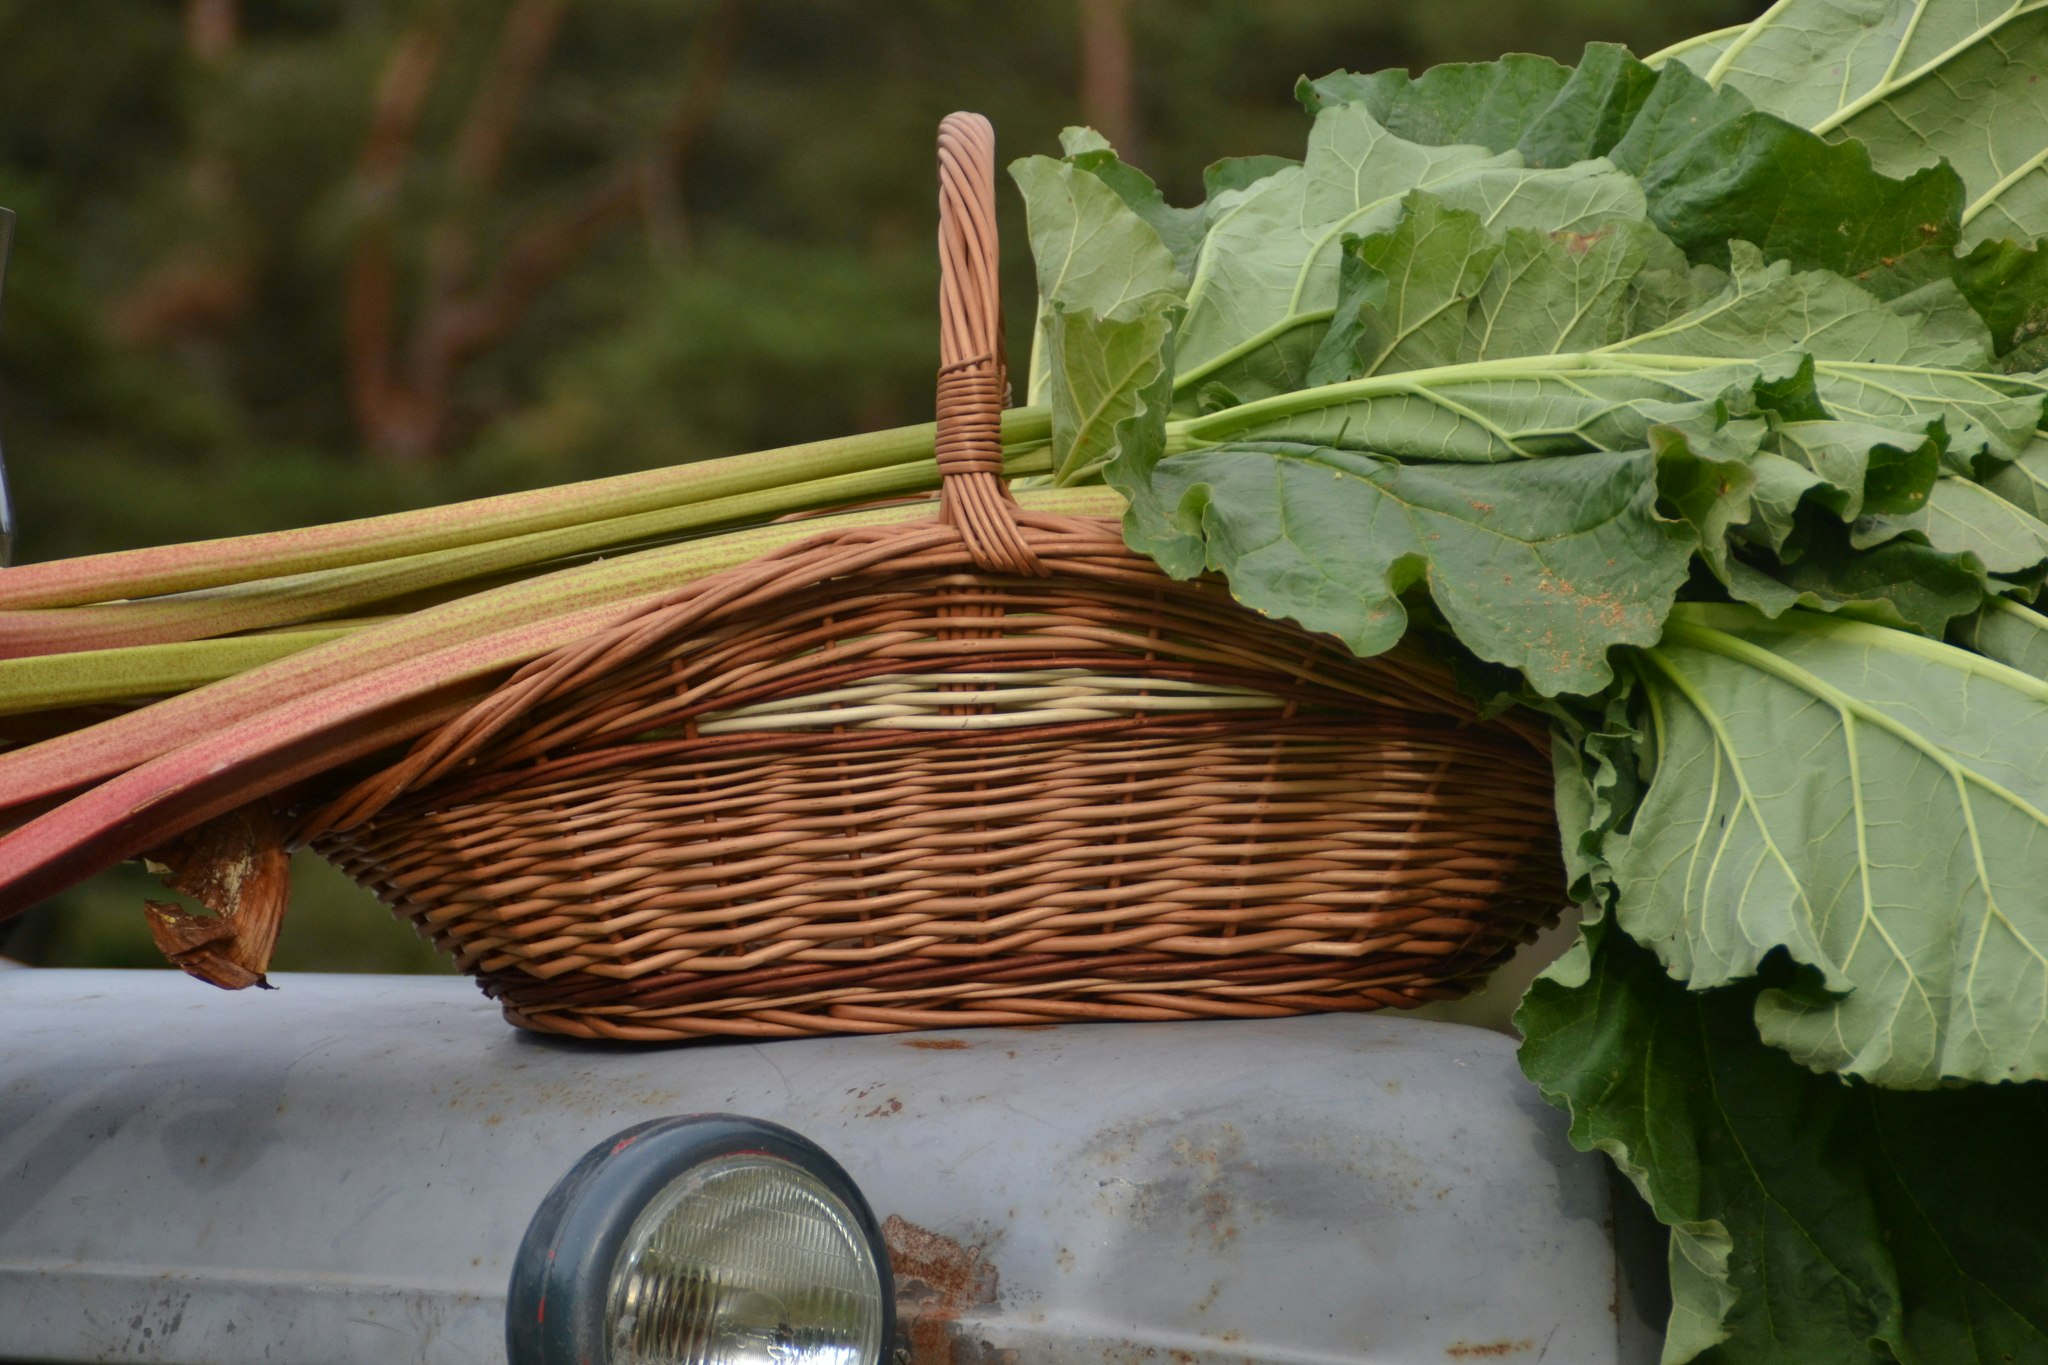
0,486,1123,816
0,408,1054,609
0,442,1055,658
0,485,1124,914
0,510,917,813
0,628,357,717
1164,351,1737,446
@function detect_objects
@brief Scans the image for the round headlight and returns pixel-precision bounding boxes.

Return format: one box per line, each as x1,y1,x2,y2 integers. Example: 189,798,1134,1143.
509,1116,894,1365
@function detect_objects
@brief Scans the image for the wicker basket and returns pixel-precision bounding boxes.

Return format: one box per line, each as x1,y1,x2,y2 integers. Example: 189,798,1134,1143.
306,114,1566,1041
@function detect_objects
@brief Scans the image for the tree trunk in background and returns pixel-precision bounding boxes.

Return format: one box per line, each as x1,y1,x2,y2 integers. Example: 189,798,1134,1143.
185,0,237,59
345,22,449,464
1078,0,1137,158
346,0,749,464
110,0,247,348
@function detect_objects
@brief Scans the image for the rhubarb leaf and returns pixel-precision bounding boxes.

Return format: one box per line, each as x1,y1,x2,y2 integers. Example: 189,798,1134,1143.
1979,435,2048,516
1201,155,1297,203
1518,926,2048,1365
1011,154,1183,318
1045,292,1180,488
1174,354,1764,463
1953,237,2048,361
1297,54,1575,147
1309,192,1506,382
1175,101,1645,397
1607,59,1965,283
1862,474,2048,577
1057,127,1205,279
1690,0,2048,246
1614,605,2048,1086
1956,596,2048,676
1739,525,1992,636
1312,47,1967,287
1147,439,1696,695
1311,193,1678,385
1762,418,1941,531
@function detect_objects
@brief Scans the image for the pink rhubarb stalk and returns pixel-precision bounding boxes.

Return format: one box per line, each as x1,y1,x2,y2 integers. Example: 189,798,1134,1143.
0,410,1051,609
0,485,1122,915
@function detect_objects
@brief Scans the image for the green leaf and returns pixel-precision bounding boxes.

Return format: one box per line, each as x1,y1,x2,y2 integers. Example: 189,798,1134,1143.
1297,54,1576,149
1859,473,2048,577
1722,426,1978,630
1314,46,1970,288
1613,58,1966,283
1743,525,1992,636
1200,155,1297,203
1646,23,1748,75
1738,451,1830,557
1612,243,1985,368
1045,292,1180,488
1011,153,1185,404
1010,154,1184,317
1515,43,1665,169
1692,0,2048,246
1518,927,2048,1365
1463,219,1684,362
1954,237,2048,361
1612,245,2046,468
1175,102,1645,398
1651,417,1765,581
1549,688,1649,905
1310,192,1504,382
1766,418,1941,526
1171,235,2042,470
1177,111,1503,387
1614,604,2048,1086
1954,596,2048,675
1057,127,1206,280
1978,432,2048,516
1148,440,1695,695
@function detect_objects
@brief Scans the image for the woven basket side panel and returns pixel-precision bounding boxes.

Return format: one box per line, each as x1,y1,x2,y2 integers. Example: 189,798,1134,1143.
321,718,1563,1040
419,558,1491,789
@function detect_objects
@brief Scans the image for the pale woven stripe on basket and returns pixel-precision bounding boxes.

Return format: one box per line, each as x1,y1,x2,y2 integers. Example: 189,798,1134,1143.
686,669,1286,734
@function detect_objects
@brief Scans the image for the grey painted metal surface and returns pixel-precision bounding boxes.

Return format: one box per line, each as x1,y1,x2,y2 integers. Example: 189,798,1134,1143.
0,970,1651,1365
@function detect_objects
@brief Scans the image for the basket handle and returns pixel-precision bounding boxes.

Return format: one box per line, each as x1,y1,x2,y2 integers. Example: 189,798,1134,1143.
935,113,1044,576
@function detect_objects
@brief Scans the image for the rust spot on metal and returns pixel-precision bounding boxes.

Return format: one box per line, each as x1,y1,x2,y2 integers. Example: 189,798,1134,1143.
1445,1340,1537,1358
901,1038,974,1050
884,1215,1003,1365
864,1097,904,1118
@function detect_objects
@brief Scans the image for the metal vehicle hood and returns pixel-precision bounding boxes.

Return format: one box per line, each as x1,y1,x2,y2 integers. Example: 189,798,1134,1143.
0,970,1656,1364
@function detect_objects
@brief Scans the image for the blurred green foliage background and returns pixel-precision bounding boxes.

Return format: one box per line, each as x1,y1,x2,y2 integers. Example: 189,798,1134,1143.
0,0,1766,974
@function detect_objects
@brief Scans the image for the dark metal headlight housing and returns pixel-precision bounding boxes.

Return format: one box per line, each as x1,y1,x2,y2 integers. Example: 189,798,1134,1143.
509,1115,894,1365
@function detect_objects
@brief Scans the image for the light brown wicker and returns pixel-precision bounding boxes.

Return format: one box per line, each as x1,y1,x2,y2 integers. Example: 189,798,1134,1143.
306,113,1566,1041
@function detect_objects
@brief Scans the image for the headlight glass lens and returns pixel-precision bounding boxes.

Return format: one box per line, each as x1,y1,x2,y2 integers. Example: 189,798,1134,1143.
606,1151,886,1365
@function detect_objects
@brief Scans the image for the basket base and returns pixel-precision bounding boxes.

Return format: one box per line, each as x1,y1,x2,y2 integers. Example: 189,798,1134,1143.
324,718,1567,1044
473,935,1555,1042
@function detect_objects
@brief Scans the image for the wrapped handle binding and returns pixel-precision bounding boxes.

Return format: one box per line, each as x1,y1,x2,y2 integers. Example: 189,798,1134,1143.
934,113,1043,576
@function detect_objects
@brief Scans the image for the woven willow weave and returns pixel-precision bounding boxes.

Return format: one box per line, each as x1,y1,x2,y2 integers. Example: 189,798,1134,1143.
308,114,1567,1040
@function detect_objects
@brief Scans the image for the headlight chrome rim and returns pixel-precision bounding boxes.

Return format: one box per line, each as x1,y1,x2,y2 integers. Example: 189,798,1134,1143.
507,1115,895,1365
